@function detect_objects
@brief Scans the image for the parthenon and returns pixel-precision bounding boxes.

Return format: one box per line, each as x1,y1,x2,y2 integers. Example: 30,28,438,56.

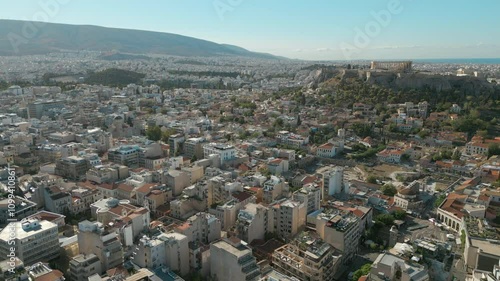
370,61,412,72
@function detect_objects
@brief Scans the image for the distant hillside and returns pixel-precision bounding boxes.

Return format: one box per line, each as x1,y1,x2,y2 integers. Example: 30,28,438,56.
0,20,282,59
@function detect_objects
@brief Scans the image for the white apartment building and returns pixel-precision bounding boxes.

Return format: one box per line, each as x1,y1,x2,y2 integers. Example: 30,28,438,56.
203,143,236,165
0,219,59,266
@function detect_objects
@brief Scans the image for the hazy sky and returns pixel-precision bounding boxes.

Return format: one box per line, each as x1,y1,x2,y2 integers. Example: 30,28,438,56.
0,0,499,60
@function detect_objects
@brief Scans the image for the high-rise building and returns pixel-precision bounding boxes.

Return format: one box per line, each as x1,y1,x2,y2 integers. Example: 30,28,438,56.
210,238,261,281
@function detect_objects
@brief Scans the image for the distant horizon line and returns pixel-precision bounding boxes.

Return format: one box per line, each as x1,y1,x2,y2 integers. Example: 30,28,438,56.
1,19,499,64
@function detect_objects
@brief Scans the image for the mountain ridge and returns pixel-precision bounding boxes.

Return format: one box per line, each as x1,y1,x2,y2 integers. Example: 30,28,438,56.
0,19,283,59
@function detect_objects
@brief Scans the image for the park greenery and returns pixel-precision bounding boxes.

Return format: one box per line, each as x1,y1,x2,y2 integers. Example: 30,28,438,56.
351,263,372,281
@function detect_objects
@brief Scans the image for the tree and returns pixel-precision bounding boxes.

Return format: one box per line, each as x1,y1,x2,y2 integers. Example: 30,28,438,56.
161,128,177,142
434,194,446,208
488,143,500,158
352,263,372,281
273,118,284,128
375,214,395,226
352,123,373,138
146,125,162,141
381,184,397,196
393,209,407,220
366,175,378,184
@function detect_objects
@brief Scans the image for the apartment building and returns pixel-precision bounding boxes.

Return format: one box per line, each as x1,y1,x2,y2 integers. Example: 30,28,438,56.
184,137,205,160
174,212,221,244
369,253,429,281
203,143,236,165
86,164,129,184
463,217,500,273
168,134,185,157
315,210,361,264
68,254,102,281
292,183,321,214
107,145,141,168
55,156,91,181
70,187,103,214
77,220,124,273
0,219,59,266
272,233,341,281
276,131,309,148
269,199,306,240
133,233,189,276
210,238,261,281
0,196,37,226
236,203,270,243
162,169,190,196
263,176,288,204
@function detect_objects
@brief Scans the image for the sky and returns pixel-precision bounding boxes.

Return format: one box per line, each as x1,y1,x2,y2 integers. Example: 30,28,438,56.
0,0,499,60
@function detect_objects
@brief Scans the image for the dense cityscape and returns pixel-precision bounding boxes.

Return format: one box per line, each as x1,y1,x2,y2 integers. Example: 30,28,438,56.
0,6,500,281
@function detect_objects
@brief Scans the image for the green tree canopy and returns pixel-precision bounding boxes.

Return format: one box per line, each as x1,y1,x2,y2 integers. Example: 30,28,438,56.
146,125,162,141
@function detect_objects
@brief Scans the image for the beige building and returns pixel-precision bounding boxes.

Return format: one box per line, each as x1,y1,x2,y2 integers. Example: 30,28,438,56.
210,196,255,231
394,181,422,212
314,210,361,264
236,203,270,243
162,169,190,196
263,176,289,204
77,220,124,273
86,164,129,184
68,254,102,281
0,219,59,266
269,199,306,240
292,183,321,214
133,232,189,276
174,212,221,244
210,238,261,281
181,165,204,184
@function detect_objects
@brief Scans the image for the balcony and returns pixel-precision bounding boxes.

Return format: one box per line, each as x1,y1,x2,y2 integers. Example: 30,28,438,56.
238,254,255,266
